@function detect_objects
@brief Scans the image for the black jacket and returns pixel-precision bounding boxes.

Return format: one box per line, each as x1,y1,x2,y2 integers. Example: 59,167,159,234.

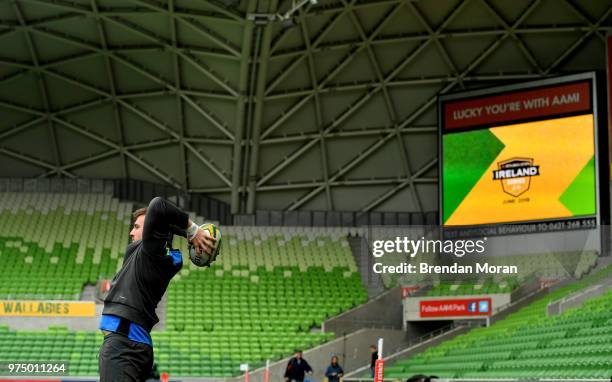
102,197,188,331
284,358,312,381
325,364,343,382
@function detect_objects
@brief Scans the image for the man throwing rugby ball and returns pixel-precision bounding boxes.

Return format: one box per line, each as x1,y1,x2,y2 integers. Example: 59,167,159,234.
98,197,216,381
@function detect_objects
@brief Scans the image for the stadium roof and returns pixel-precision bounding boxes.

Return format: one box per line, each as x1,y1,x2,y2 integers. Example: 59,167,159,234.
0,0,610,213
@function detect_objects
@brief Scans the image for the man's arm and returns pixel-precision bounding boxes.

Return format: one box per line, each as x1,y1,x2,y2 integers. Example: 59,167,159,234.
169,224,187,238
142,197,190,256
284,361,291,380
142,197,215,257
324,366,332,378
304,360,312,373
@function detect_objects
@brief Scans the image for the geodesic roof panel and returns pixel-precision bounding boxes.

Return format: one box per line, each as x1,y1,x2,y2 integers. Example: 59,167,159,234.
0,0,610,213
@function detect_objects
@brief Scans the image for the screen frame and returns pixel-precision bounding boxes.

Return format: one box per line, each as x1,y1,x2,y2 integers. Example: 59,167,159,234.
438,72,605,229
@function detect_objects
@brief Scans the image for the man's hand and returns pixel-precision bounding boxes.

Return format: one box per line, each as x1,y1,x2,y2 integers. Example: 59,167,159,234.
190,228,216,255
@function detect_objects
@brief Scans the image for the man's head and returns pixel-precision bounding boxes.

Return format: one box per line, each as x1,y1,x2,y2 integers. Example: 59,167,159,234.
370,345,377,353
294,349,302,359
130,207,147,242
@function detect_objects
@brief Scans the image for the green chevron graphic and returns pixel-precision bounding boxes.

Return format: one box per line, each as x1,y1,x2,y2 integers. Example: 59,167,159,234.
559,156,596,216
443,129,505,223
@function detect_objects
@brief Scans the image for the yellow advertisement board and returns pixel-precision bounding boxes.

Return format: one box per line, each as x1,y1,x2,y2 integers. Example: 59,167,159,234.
0,300,95,317
444,115,596,226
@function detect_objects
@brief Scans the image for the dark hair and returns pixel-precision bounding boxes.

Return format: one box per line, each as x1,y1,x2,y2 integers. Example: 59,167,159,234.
133,207,147,220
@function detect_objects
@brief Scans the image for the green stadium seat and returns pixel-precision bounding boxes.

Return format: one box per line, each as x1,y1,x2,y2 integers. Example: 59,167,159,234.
376,265,612,380
0,193,367,377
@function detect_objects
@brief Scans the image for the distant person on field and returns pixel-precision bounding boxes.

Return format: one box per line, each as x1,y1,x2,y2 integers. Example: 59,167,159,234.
369,345,378,378
284,349,313,382
325,355,344,382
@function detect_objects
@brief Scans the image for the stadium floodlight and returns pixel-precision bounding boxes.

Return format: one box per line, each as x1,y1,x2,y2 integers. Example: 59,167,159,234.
246,13,276,25
247,0,320,25
277,0,319,21
282,17,296,29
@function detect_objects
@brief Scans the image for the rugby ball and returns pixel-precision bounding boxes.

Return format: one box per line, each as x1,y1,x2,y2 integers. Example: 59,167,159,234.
189,223,222,267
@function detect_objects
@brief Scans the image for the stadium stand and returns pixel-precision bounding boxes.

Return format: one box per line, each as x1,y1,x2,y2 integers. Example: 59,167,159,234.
381,265,612,379
0,193,130,299
160,226,366,376
0,325,103,376
425,277,520,296
0,193,367,376
423,251,599,296
380,250,599,290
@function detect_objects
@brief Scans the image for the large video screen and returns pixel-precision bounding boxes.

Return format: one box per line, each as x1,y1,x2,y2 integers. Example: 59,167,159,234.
440,74,604,228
